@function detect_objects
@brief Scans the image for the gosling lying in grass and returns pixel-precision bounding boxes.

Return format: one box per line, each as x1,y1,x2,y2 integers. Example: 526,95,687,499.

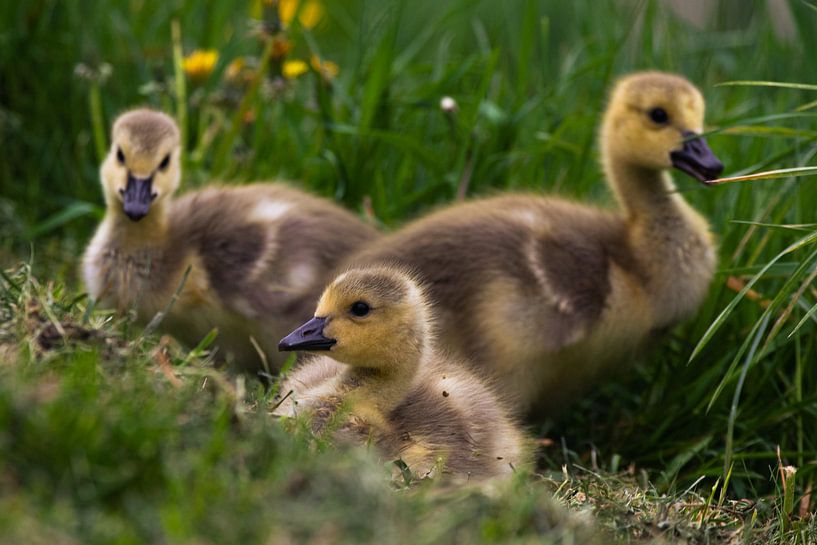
274,265,531,480
82,109,378,373
347,71,724,416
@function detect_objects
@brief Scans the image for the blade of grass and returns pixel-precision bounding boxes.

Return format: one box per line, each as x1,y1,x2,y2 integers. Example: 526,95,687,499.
722,126,817,139
89,80,107,163
690,229,817,362
0,268,22,294
707,244,817,407
790,300,817,337
718,463,734,508
700,477,720,528
657,435,713,490
171,19,188,151
697,112,817,140
723,313,771,482
141,265,192,338
705,166,817,186
26,202,98,239
796,98,817,112
717,80,817,92
729,220,817,232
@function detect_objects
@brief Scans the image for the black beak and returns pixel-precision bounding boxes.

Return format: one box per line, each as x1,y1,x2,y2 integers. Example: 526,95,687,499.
122,174,157,221
670,131,724,184
278,316,336,352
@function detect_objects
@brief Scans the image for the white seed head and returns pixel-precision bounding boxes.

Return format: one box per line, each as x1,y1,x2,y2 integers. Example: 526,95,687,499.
440,96,458,114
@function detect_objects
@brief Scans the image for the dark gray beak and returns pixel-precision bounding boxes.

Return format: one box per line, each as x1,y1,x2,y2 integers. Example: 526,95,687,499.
670,131,724,184
278,316,336,352
122,174,157,221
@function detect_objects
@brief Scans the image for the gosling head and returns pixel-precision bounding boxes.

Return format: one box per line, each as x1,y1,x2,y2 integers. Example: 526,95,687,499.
278,267,432,370
101,109,181,222
601,71,724,183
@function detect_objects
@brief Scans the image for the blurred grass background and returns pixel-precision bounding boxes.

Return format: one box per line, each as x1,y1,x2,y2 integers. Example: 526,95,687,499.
1,0,817,542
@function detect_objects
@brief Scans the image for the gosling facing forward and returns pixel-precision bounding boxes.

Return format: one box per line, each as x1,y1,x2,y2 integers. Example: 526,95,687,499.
274,266,531,480
347,71,723,416
82,109,378,372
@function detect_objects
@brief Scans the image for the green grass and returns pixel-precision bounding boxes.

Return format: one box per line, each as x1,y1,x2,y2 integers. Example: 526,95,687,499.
1,0,817,542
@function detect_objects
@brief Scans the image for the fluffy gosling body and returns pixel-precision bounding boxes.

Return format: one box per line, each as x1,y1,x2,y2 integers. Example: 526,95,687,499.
82,109,378,372
347,71,723,416
274,266,530,480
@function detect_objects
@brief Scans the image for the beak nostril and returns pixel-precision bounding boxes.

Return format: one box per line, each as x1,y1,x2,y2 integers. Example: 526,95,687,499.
670,131,723,183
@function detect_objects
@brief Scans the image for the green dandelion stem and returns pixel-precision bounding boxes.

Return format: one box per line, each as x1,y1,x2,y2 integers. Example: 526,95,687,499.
171,19,188,152
212,37,275,175
89,81,107,163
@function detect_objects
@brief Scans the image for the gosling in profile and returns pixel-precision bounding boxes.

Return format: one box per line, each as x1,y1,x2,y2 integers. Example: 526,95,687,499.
82,108,378,372
348,71,724,416
274,266,530,480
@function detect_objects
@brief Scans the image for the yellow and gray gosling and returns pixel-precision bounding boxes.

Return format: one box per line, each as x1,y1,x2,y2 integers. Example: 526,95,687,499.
82,108,379,373
273,266,531,480
347,71,724,417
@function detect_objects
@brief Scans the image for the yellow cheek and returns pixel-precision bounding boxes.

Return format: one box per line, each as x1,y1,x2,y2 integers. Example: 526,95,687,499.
153,170,178,195
323,319,357,347
101,169,126,198
323,322,339,340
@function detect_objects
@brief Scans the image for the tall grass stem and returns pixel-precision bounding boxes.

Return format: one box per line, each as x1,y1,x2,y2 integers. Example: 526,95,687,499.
171,19,188,153
89,82,107,163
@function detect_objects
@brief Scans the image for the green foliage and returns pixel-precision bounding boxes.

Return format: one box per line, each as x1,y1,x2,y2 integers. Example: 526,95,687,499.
2,0,817,542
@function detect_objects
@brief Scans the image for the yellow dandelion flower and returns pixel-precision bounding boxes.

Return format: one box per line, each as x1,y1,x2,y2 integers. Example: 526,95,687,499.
279,0,323,29
182,49,218,81
298,1,323,28
283,59,309,79
310,54,339,80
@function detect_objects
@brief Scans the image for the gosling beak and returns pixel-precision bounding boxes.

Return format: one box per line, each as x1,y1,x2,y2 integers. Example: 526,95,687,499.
122,174,157,221
670,131,724,184
278,316,336,352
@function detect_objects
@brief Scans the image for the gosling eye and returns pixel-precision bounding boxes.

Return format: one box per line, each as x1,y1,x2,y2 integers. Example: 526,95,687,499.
116,147,126,165
350,301,370,317
158,154,170,171
648,107,669,125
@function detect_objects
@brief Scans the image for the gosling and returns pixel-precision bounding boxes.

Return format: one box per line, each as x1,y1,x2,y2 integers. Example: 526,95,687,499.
347,71,724,416
274,266,531,480
82,108,378,373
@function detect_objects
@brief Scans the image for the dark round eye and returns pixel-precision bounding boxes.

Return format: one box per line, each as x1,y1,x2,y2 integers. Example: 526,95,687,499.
350,301,370,317
648,107,669,125
116,147,125,165
158,154,170,171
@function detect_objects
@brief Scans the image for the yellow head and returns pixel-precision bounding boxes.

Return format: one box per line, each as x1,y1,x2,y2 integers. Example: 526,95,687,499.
601,71,723,182
100,109,181,221
279,266,432,371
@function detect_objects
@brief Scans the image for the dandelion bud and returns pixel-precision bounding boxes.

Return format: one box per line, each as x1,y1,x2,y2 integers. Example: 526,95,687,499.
440,96,458,114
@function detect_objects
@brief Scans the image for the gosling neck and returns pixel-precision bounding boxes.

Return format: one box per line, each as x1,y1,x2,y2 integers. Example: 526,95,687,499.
605,153,716,327
345,339,429,414
104,199,170,249
605,156,687,224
